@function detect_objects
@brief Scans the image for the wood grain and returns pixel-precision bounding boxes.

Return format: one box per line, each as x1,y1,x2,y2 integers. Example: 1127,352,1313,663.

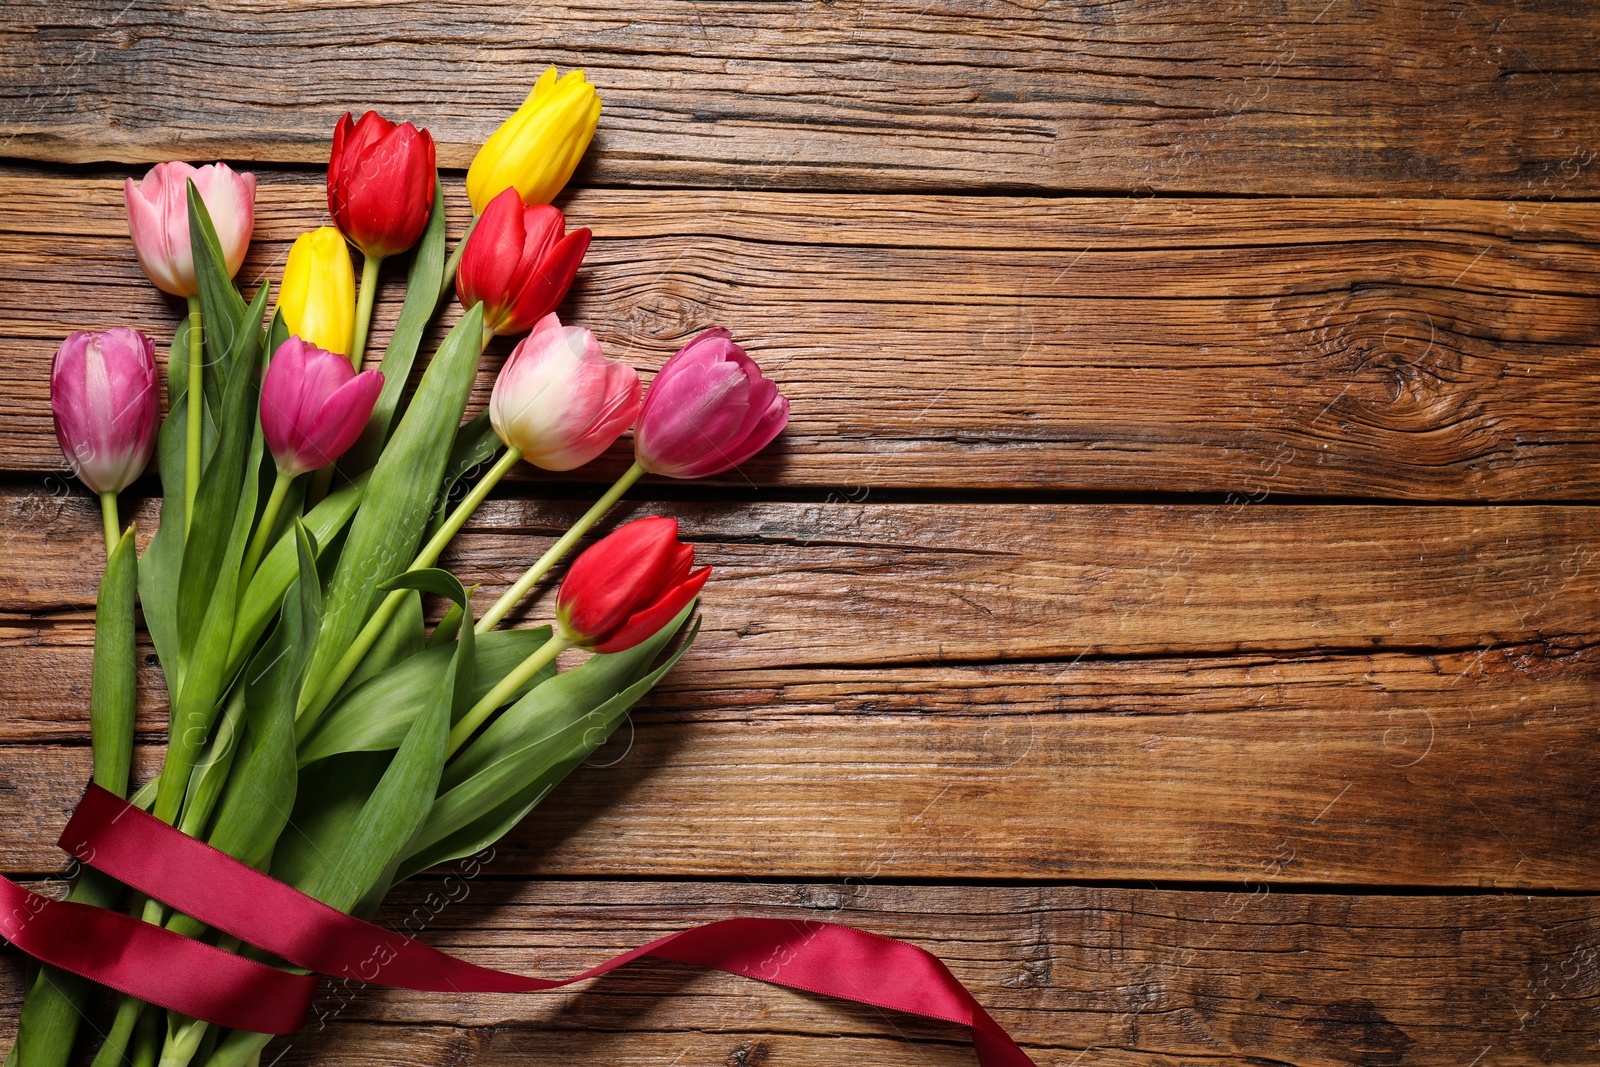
3,624,1596,887
2,176,1599,497
6,492,1597,660
1,1,1598,199
1,880,1596,1066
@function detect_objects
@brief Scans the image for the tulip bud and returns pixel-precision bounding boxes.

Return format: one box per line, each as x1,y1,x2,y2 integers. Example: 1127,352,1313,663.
489,313,640,471
280,227,357,356
51,328,159,495
328,111,437,260
557,516,709,654
465,66,601,213
124,161,256,298
260,336,384,478
634,329,790,479
456,188,590,338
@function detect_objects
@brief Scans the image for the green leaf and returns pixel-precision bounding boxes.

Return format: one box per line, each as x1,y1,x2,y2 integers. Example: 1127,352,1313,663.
308,569,473,915
296,627,554,765
208,521,319,869
177,685,247,840
174,282,268,666
382,570,477,711
298,304,486,715
91,527,137,797
337,589,424,700
425,412,502,538
401,606,698,877
427,598,467,649
139,322,193,691
271,751,388,894
156,285,269,823
265,307,289,361
344,177,448,471
228,475,365,676
186,180,248,384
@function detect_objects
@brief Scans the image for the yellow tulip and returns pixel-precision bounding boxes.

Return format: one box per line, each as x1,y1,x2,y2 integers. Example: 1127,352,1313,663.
466,67,601,213
279,226,356,357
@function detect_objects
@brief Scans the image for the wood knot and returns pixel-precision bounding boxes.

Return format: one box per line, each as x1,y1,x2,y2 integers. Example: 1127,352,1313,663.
1277,286,1504,469
726,1040,771,1067
583,276,705,351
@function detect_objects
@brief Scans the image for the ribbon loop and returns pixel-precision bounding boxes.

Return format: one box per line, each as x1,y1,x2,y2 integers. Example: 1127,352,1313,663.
1,785,1040,1065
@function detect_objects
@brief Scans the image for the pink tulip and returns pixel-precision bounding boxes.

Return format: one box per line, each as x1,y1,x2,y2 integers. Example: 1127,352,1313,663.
124,161,257,297
51,328,159,495
633,329,789,479
489,313,640,471
260,336,383,477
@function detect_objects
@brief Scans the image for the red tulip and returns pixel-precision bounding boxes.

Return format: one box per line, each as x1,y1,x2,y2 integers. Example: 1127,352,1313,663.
557,516,709,653
50,328,159,495
260,336,384,477
633,329,789,479
456,187,590,337
327,111,437,260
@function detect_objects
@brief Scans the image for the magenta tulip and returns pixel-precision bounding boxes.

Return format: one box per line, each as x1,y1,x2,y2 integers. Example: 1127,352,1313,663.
633,329,789,479
489,313,640,471
556,516,710,653
260,336,383,477
50,328,159,495
124,161,256,298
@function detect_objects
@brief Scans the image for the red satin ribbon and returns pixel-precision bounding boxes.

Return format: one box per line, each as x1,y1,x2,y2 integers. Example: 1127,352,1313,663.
0,785,1037,1065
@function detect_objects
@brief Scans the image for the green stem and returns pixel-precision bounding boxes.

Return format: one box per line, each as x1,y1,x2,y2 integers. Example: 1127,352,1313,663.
238,468,293,592
184,296,203,537
196,1029,270,1067
156,1014,208,1067
351,251,383,369
88,991,148,1067
446,632,571,757
438,214,481,303
475,461,645,634
295,445,523,735
100,490,119,555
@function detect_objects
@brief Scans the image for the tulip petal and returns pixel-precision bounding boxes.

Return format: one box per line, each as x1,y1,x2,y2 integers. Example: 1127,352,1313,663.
558,516,682,641
591,566,710,654
301,370,385,469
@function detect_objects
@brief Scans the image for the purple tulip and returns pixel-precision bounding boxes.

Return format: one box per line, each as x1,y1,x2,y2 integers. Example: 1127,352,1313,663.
260,336,383,477
51,328,159,495
633,329,789,479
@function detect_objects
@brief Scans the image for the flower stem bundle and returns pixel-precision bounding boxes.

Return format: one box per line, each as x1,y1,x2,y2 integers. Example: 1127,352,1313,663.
12,71,787,1067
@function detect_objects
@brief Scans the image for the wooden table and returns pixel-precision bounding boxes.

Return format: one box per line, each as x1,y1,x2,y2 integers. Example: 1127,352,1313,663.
2,2,1598,1064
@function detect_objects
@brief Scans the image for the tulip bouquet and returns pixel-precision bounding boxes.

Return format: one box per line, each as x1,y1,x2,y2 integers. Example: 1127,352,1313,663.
14,68,789,1067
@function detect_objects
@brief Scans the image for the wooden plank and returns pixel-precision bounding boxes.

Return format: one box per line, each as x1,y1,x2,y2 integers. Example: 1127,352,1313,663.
3,628,1596,887
1,881,1595,1066
4,493,1596,660
1,1,1597,199
3,177,1599,497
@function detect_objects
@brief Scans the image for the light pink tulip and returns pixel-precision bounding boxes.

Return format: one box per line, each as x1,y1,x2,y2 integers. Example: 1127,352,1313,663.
488,313,640,471
260,336,383,477
51,328,159,495
124,161,257,297
633,329,789,479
